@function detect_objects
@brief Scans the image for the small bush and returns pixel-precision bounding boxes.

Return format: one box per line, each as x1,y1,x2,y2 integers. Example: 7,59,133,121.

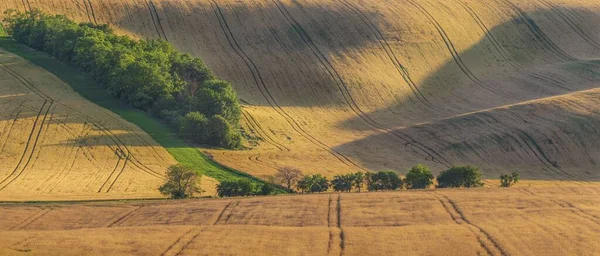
404,164,434,189
500,172,520,187
437,165,484,188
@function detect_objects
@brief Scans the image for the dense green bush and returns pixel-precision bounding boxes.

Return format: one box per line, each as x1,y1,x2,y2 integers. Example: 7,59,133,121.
2,9,242,148
216,179,255,197
296,174,329,193
437,165,484,188
404,164,434,189
366,171,403,191
500,172,520,187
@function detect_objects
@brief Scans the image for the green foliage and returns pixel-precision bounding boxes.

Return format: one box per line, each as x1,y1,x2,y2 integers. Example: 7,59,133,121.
216,179,254,197
404,164,434,189
331,172,366,192
297,174,329,193
366,171,403,191
2,9,242,148
437,165,484,188
258,183,276,196
331,174,355,192
159,165,202,199
500,172,520,187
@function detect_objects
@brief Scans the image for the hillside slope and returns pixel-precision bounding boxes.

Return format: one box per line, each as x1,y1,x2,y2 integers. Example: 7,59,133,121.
3,0,600,181
0,47,178,200
1,185,599,255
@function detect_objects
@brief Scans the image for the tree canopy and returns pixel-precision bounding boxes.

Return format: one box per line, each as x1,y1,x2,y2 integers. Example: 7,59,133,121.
3,9,242,148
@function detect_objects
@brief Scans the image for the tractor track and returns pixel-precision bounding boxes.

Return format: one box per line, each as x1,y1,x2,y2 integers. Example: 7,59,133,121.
106,206,143,227
406,0,512,99
144,0,168,41
209,0,366,171
272,0,452,167
241,110,289,151
1,62,164,183
86,0,98,25
0,99,27,154
10,207,52,231
0,64,54,191
536,0,600,51
478,112,582,182
435,194,508,256
148,0,169,41
96,151,124,193
497,0,577,62
338,0,434,109
81,0,94,24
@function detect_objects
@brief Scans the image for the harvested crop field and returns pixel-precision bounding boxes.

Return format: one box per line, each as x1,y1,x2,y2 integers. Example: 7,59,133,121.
0,48,180,201
1,185,599,255
3,0,599,182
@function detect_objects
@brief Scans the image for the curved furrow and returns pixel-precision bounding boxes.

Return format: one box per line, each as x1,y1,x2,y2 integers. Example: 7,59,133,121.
496,0,578,62
272,0,452,167
210,0,367,171
536,0,600,51
81,0,93,24
148,0,169,41
457,0,573,92
86,0,98,25
406,0,512,99
0,101,53,191
338,0,433,109
3,61,165,181
241,110,289,152
143,0,164,40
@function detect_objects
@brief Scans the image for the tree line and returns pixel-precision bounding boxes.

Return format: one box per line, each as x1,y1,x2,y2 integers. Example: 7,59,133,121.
160,163,520,199
2,10,242,148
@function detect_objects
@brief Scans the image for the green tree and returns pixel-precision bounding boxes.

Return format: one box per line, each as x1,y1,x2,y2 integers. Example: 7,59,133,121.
205,115,241,149
404,164,434,189
3,9,243,149
353,172,365,192
366,171,403,191
216,179,254,197
500,172,520,187
159,164,202,199
331,174,354,192
437,165,484,188
179,111,207,142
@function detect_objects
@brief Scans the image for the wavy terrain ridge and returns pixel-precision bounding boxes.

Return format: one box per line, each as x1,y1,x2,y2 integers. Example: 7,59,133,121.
3,0,600,181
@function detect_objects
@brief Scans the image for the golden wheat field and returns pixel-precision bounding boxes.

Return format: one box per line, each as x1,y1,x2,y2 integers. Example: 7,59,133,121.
0,185,599,255
0,47,181,201
2,0,599,183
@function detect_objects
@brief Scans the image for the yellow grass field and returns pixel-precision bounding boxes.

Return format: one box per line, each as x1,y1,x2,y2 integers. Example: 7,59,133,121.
2,0,598,183
0,48,181,201
0,185,599,255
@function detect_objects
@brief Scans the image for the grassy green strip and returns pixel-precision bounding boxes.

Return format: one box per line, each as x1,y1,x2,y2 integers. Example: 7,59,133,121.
0,37,262,184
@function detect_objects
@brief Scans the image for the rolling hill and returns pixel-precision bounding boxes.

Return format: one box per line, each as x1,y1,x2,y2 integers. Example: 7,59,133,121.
0,44,180,200
2,0,598,182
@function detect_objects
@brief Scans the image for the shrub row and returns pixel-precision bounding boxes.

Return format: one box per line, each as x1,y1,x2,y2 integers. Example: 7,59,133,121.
2,10,242,148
